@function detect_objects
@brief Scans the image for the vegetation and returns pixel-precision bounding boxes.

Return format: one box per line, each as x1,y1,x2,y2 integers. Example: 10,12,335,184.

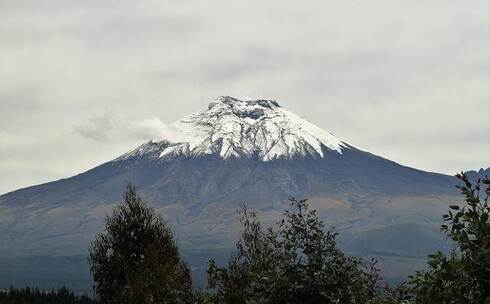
207,198,380,303
88,184,193,304
409,173,490,303
0,287,96,304
205,173,490,303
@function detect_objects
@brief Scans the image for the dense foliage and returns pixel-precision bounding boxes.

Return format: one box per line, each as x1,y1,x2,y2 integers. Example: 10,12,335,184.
88,184,193,304
409,173,490,303
0,287,96,304
208,198,380,304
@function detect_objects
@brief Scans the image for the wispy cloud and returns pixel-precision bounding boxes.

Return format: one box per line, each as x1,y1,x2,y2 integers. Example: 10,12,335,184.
73,112,184,143
73,111,116,141
129,118,185,142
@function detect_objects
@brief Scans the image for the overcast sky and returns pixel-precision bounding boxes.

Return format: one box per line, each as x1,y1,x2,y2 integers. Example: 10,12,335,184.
1,0,489,194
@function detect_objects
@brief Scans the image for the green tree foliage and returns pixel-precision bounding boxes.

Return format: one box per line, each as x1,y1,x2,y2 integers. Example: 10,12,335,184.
208,198,380,304
409,173,490,303
368,283,412,304
88,184,193,304
0,286,96,304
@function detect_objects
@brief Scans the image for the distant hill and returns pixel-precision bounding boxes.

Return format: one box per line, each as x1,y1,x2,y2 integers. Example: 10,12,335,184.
465,167,490,181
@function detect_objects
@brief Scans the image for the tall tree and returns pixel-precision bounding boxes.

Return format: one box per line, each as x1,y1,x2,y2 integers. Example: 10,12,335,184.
409,173,490,303
208,198,380,304
88,184,193,304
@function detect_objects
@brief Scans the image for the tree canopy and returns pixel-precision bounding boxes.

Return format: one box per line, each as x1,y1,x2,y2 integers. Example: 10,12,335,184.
409,173,490,303
208,198,380,304
88,184,193,304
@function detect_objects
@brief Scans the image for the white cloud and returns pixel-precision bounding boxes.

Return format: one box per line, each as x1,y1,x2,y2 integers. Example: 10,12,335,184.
73,112,185,143
130,117,186,143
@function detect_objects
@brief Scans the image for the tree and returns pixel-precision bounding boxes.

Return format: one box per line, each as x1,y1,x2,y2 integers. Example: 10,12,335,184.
409,173,490,303
88,184,193,304
208,198,380,304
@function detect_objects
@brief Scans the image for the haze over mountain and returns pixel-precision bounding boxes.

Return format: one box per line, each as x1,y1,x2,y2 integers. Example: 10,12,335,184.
0,96,470,290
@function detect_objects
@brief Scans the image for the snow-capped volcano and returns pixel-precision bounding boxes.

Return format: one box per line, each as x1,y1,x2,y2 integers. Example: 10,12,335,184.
122,96,349,161
0,95,460,291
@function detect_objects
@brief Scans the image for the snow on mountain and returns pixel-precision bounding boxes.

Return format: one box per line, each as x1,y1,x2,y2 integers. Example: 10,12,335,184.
119,96,350,162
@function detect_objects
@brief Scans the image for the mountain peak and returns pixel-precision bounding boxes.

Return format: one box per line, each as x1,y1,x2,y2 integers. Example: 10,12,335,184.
211,96,281,108
119,96,350,162
207,96,281,120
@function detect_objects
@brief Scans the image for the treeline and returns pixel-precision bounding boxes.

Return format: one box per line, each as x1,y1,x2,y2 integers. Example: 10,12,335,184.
2,173,488,303
0,287,96,304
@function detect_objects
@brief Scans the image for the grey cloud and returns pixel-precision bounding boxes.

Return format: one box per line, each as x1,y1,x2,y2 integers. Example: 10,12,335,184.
0,0,489,193
73,111,116,141
198,48,291,83
0,86,47,132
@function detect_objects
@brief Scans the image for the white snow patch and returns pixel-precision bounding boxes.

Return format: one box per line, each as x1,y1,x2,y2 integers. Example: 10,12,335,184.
121,96,351,162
